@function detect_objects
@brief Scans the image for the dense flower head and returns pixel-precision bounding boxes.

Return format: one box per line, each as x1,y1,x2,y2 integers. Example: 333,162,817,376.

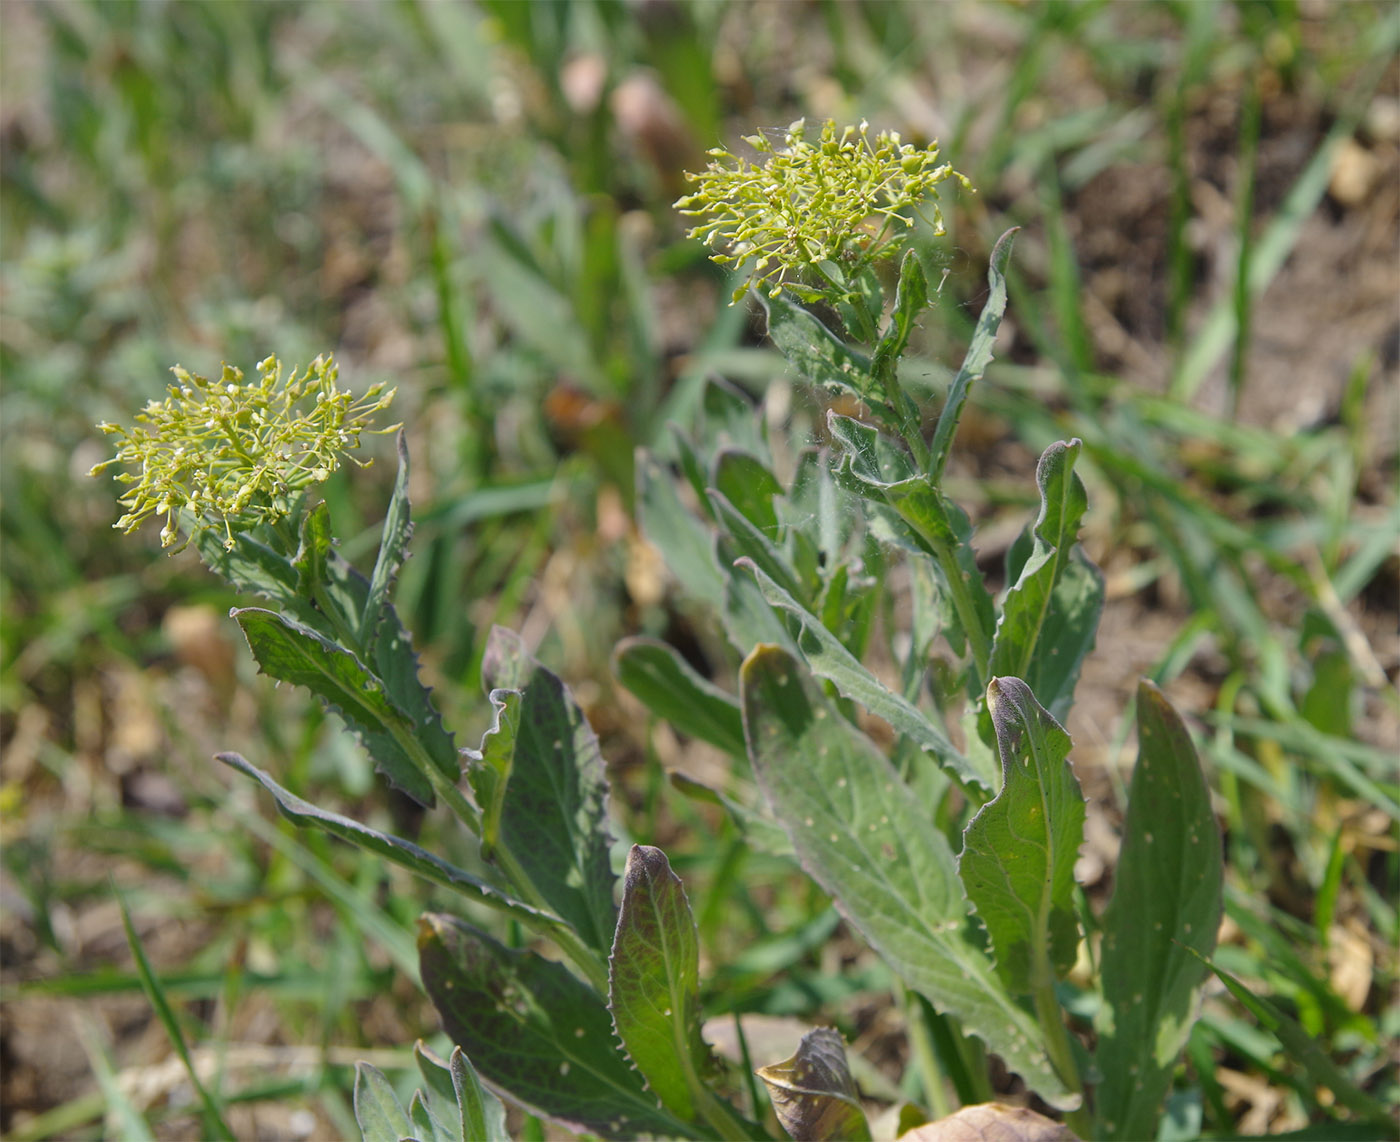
91,354,397,551
675,118,973,301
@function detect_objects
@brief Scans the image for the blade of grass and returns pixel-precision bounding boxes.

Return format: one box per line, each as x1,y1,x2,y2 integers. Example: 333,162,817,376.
117,889,236,1142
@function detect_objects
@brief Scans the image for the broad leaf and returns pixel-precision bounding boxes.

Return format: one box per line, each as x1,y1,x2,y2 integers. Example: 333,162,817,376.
701,376,770,464
480,627,617,954
609,846,744,1132
959,678,1085,995
988,441,1103,720
900,1103,1080,1142
354,1062,412,1142
612,637,746,758
418,914,692,1140
759,290,874,405
756,1028,870,1142
217,752,552,930
927,227,1018,482
1095,681,1223,1141
713,449,783,537
231,607,435,806
737,559,992,792
741,645,1075,1108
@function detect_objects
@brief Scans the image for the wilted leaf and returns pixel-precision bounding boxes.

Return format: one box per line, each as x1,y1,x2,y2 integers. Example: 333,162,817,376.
899,1102,1080,1142
756,1028,870,1142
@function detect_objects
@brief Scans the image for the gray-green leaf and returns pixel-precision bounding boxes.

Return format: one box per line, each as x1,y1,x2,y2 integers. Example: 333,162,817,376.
612,638,746,758
353,1062,412,1142
741,645,1074,1108
736,559,991,792
217,752,551,929
1095,681,1223,1141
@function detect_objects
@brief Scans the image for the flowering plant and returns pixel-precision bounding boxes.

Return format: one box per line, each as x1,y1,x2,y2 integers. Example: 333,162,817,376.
91,354,396,551
675,118,971,302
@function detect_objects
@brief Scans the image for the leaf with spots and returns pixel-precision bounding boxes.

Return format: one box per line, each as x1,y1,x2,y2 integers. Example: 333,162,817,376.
608,846,759,1137
1094,681,1223,1141
959,677,1085,996
755,1028,870,1142
740,644,1075,1108
417,913,697,1141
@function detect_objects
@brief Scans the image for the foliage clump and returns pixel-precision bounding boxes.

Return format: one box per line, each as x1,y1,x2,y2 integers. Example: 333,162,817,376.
91,354,396,551
675,118,972,301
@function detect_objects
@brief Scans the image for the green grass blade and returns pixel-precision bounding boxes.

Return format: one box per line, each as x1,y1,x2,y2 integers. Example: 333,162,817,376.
117,891,235,1142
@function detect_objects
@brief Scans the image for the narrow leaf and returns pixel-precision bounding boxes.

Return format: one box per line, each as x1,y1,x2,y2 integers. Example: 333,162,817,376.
216,752,555,929
480,627,617,955
462,688,519,857
755,1028,870,1142
417,913,692,1140
1191,951,1394,1127
193,524,301,611
612,637,746,758
408,1088,454,1142
710,488,807,605
737,558,991,792
638,450,726,612
608,846,716,1123
741,645,1074,1108
959,678,1085,995
870,251,930,434
928,227,1018,482
231,606,435,806
988,441,1103,720
1095,681,1224,1141
363,430,414,646
450,1047,510,1142
354,1062,412,1142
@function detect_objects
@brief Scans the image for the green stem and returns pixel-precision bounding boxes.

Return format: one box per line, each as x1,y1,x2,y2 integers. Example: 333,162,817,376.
900,982,950,1119
1030,963,1090,1138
